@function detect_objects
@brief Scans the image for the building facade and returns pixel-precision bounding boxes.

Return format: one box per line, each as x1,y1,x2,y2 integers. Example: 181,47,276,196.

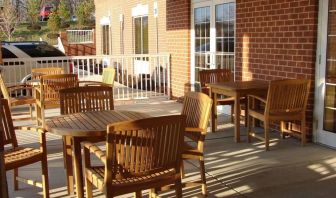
95,0,336,147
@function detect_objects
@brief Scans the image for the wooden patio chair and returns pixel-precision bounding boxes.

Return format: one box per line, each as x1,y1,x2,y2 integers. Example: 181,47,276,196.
80,67,116,87
35,74,78,127
0,73,36,119
0,99,49,197
181,91,213,195
199,69,243,123
0,127,8,198
83,115,186,198
31,67,64,80
247,79,311,151
59,86,114,193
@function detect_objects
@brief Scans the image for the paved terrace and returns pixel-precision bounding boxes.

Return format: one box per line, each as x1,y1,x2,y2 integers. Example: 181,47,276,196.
7,99,336,198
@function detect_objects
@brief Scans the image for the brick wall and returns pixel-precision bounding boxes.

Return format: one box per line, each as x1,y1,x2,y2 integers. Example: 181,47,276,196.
95,0,190,97
59,32,96,56
235,0,319,137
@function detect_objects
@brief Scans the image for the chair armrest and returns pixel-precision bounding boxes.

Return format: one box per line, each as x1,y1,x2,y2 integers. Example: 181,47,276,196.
7,84,33,93
7,83,31,89
83,141,106,165
185,127,206,135
248,94,267,104
14,126,47,151
14,126,46,134
79,81,112,87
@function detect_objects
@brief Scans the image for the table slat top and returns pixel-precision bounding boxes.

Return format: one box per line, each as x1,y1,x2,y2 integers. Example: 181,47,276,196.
45,110,149,137
207,80,269,91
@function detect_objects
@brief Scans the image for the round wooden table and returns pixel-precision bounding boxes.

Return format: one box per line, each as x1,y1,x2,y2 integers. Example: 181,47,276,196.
45,110,150,198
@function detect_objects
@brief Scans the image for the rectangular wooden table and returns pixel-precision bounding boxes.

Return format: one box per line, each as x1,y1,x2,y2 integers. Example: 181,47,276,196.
208,80,269,142
45,110,149,198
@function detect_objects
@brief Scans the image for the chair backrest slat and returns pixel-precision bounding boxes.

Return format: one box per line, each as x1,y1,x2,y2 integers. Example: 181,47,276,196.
0,99,18,148
60,86,114,115
0,74,9,100
32,67,64,80
182,92,213,132
199,69,232,94
105,115,185,184
266,79,311,115
40,74,78,102
102,68,116,86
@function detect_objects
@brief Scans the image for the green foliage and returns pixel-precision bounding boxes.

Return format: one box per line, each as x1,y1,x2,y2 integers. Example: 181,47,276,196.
27,0,40,26
76,0,95,28
47,10,61,33
58,0,71,22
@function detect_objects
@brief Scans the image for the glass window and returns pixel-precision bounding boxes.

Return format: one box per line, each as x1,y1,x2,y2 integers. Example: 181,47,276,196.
134,16,148,54
1,47,18,58
102,25,110,55
15,44,65,57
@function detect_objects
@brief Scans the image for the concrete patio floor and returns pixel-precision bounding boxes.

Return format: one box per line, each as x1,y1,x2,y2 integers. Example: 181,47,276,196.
6,99,336,198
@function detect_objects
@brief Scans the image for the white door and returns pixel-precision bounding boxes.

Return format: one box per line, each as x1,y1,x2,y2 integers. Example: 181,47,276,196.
191,0,236,87
315,0,336,147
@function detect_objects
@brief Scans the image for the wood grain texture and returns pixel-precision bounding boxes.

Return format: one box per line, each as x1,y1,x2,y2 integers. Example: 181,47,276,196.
35,74,78,126
84,115,185,197
31,67,64,80
247,79,311,150
0,99,49,197
200,69,243,124
0,73,36,118
181,91,213,195
208,80,269,142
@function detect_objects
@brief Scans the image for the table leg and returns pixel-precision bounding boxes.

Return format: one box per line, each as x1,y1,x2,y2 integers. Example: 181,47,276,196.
63,136,74,194
234,93,241,142
211,90,218,132
73,137,84,198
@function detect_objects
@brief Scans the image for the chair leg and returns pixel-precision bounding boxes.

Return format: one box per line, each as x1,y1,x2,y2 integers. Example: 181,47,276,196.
264,120,270,151
199,159,207,196
36,104,41,126
149,189,158,198
230,104,234,123
85,177,93,198
14,168,18,190
180,160,185,178
175,178,183,198
301,118,306,146
64,136,74,194
41,105,46,127
29,104,33,119
41,156,50,198
134,191,141,198
280,121,286,139
247,115,252,143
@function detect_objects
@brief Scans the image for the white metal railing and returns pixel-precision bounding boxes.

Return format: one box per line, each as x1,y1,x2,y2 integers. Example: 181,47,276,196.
0,54,170,100
66,29,94,44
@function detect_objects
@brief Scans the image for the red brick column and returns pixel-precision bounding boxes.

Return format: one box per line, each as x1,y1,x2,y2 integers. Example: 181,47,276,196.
166,0,191,97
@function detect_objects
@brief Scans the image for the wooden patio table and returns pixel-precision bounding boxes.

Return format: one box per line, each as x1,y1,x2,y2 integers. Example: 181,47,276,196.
45,110,149,198
207,80,269,142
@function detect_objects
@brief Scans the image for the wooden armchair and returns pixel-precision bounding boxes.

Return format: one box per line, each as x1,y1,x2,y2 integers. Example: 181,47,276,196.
80,67,116,87
83,115,186,197
181,91,213,195
31,67,65,80
0,99,49,197
247,79,311,150
35,74,78,127
199,69,240,123
59,86,114,194
0,73,36,119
